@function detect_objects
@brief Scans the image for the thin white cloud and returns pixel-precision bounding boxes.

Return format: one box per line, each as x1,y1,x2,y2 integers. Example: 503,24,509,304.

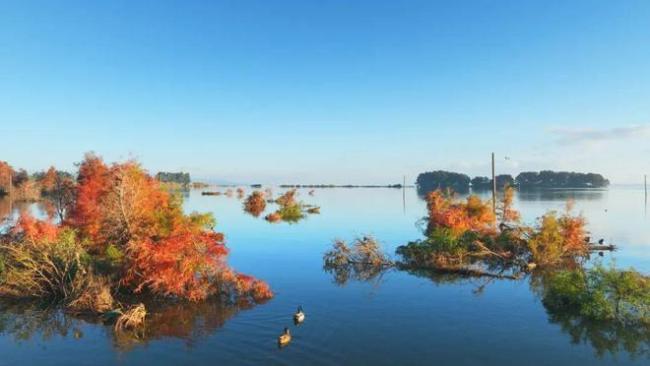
549,125,650,145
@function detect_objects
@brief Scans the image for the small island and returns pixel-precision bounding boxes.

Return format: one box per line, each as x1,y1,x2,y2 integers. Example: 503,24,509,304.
0,154,273,338
515,171,609,189
416,170,609,194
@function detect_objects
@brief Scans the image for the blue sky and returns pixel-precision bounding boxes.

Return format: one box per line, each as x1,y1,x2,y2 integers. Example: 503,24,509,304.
1,0,649,184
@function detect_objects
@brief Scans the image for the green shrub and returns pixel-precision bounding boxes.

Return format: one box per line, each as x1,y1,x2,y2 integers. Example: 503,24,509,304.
277,204,304,223
541,264,650,324
397,228,487,267
105,244,124,263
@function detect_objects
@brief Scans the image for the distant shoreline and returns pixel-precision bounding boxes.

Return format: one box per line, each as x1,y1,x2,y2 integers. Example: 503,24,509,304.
190,184,416,189
274,184,414,189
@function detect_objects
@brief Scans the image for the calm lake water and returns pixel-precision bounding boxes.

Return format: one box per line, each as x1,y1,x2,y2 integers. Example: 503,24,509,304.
1,186,650,365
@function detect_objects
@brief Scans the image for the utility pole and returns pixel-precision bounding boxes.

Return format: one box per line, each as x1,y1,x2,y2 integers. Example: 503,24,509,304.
491,152,496,214
645,174,647,205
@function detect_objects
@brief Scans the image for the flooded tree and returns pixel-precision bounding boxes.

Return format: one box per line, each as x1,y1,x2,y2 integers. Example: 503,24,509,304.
0,153,273,322
322,187,650,358
536,264,650,325
243,191,267,217
527,264,650,358
395,189,592,276
261,189,318,224
323,237,392,286
527,201,589,266
0,298,261,353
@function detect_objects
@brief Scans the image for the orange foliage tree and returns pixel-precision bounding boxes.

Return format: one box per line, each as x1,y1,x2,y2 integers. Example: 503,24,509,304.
243,191,266,217
10,212,60,244
124,230,229,301
276,189,297,207
498,185,520,225
67,153,111,242
0,162,39,200
99,161,171,247
60,153,273,302
527,200,589,265
559,200,588,252
0,161,14,195
40,166,58,193
425,190,496,237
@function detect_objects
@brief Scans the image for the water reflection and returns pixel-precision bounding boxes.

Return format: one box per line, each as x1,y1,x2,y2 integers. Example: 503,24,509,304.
111,300,250,351
0,197,11,224
548,312,650,358
416,187,607,202
400,267,522,296
2,187,649,365
0,301,89,342
0,299,254,352
323,262,650,359
322,261,392,287
517,189,606,202
0,198,43,229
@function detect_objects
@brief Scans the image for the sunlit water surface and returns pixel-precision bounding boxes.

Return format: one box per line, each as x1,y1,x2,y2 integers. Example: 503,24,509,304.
1,186,649,365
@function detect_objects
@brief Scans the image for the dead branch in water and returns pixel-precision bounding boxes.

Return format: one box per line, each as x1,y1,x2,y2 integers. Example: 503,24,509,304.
399,263,521,280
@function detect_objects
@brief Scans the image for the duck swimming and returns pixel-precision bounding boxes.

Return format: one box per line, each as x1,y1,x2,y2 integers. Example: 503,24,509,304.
278,327,291,347
294,306,305,324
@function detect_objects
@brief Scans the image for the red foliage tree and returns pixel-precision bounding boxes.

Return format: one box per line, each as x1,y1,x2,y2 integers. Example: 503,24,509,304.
3,153,274,303
62,153,273,302
40,166,58,193
98,161,171,246
124,231,229,301
67,153,111,244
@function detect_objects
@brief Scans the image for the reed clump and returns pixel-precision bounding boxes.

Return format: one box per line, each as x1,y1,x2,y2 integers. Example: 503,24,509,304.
0,222,88,300
324,237,392,268
66,275,114,314
115,303,147,333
